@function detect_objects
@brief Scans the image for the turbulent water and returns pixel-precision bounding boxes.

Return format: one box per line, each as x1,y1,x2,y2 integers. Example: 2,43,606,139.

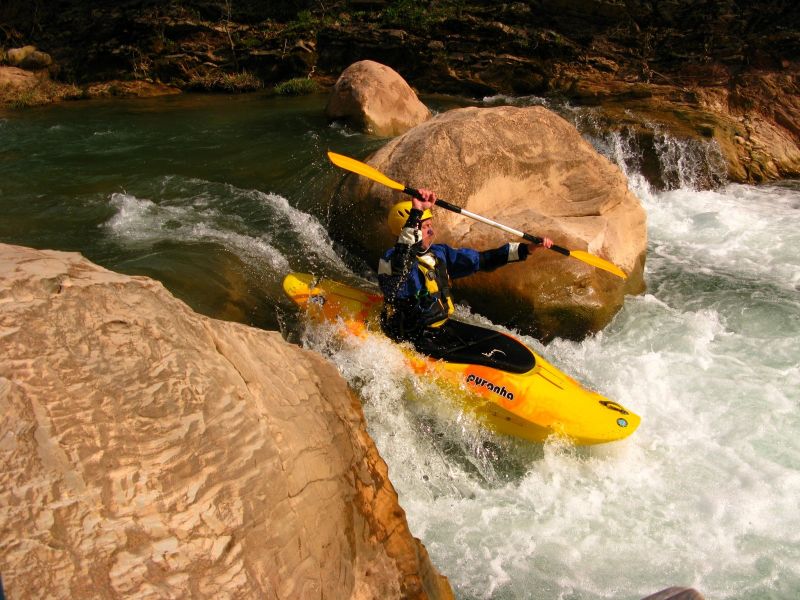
2,94,799,599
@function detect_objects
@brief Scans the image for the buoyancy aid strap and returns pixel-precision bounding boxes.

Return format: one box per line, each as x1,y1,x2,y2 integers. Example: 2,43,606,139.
416,253,455,327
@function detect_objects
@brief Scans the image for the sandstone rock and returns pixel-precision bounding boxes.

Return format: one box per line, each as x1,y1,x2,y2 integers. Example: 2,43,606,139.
4,45,36,65
0,243,452,600
330,105,647,339
326,60,431,136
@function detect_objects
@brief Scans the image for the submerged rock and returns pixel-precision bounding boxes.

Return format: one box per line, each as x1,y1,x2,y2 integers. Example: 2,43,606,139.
326,60,431,136
330,105,646,339
641,587,705,600
0,243,452,600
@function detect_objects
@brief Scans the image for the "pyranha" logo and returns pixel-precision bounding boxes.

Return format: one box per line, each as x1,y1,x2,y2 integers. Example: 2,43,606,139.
466,374,514,401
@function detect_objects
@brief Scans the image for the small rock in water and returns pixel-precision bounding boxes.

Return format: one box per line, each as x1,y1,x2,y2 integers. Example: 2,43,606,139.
641,587,705,600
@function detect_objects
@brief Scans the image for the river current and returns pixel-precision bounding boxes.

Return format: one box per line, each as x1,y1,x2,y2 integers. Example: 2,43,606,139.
1,94,798,599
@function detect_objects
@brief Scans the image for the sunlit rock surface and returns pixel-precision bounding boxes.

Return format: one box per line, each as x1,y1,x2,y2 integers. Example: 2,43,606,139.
326,60,431,136
331,105,647,339
0,243,452,600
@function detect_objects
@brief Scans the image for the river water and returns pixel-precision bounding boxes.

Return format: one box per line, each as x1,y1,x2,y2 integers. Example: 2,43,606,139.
2,94,799,599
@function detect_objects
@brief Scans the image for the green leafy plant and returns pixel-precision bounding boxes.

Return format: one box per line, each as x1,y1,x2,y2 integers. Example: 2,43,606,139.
381,0,444,31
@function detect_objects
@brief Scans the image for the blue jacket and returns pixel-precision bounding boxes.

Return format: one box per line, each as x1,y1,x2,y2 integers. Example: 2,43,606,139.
377,208,526,340
378,243,482,303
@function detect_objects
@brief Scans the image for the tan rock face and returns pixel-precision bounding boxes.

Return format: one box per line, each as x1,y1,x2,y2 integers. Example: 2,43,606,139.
0,244,452,600
330,105,647,339
325,60,431,136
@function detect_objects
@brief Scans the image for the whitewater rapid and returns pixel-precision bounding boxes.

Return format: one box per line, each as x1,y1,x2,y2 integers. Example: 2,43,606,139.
298,178,800,599
100,164,800,600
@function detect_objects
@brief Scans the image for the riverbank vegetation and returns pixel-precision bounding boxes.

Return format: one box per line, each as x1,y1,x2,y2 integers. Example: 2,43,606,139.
1,1,798,182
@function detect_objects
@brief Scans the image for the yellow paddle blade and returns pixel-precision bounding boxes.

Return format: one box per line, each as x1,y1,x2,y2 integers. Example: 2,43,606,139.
327,150,629,281
569,250,628,279
327,151,406,191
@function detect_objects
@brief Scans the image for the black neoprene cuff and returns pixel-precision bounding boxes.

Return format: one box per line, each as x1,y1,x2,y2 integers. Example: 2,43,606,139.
404,208,424,229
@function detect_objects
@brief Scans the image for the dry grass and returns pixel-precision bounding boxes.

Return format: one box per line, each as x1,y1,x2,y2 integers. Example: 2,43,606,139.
1,80,86,108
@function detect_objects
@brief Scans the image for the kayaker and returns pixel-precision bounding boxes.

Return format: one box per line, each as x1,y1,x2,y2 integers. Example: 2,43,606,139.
378,189,553,358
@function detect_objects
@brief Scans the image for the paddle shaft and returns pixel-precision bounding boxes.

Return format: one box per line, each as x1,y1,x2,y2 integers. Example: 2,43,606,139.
404,186,571,257
325,151,625,278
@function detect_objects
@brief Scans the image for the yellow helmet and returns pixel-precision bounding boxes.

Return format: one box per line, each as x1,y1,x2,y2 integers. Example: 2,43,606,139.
387,201,432,236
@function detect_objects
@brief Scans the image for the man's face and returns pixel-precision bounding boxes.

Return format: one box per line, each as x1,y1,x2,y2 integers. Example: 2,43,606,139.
420,219,435,250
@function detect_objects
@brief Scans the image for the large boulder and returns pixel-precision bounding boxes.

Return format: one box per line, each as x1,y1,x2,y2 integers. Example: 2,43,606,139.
326,60,431,136
0,243,452,600
330,105,647,339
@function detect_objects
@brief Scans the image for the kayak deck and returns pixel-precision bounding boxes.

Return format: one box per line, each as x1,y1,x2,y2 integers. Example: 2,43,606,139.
283,272,640,445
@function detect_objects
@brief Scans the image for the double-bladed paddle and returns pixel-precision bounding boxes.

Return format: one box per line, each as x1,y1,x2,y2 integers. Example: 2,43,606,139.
327,151,628,280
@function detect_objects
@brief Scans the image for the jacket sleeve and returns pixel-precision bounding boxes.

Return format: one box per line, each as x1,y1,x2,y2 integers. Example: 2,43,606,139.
378,209,426,301
440,242,528,277
439,245,481,279
478,242,528,272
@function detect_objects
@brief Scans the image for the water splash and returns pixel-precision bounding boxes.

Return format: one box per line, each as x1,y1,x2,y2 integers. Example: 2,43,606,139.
650,128,728,191
482,94,553,109
103,176,347,275
482,95,729,192
105,191,290,272
293,175,800,599
579,116,728,192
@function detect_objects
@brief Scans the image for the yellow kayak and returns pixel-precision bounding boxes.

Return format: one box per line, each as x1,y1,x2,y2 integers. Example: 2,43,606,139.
283,272,640,445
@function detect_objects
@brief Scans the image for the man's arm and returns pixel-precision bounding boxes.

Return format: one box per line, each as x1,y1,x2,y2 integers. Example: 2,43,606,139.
444,237,555,277
378,189,437,300
478,238,554,271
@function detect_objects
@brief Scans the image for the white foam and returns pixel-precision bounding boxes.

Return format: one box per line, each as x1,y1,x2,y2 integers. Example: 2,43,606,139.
644,185,800,293
328,121,360,137
307,178,800,598
251,189,347,269
104,191,289,272
104,180,348,275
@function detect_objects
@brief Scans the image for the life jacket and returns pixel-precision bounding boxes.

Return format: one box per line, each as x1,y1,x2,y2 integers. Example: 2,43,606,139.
416,251,455,328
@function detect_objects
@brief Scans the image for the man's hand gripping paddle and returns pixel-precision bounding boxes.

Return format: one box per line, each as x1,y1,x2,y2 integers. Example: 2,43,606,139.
327,151,628,279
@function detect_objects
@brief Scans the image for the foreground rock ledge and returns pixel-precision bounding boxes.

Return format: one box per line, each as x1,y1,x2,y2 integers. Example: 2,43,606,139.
0,243,452,600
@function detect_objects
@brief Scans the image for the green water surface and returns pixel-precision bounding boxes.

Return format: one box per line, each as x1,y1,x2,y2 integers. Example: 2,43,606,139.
1,93,386,326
